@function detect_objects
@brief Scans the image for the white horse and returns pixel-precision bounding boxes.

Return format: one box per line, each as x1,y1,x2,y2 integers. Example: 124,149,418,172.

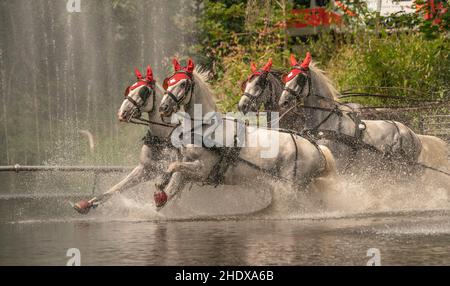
279,52,449,176
237,59,305,131
73,65,179,214
153,58,337,209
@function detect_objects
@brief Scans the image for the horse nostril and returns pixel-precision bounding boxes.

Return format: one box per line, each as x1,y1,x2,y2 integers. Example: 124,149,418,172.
118,111,126,122
159,104,169,113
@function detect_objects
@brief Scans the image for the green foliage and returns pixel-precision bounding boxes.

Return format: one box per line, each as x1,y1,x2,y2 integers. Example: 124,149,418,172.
195,0,293,111
328,32,450,105
196,0,450,111
194,0,247,75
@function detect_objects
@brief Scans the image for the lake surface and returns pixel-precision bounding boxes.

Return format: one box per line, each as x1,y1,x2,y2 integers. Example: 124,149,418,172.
2,211,450,266
1,171,449,266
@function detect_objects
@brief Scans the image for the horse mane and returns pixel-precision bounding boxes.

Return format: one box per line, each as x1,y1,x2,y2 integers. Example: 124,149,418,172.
267,69,285,102
192,65,217,111
268,69,285,79
309,62,340,101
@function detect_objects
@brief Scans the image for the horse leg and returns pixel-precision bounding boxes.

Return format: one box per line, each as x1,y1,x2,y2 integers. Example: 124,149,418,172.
154,159,204,208
309,145,341,207
73,145,157,214
417,134,449,170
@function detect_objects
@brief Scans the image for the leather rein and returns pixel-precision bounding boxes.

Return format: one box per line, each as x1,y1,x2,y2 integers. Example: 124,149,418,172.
124,82,178,129
279,67,356,132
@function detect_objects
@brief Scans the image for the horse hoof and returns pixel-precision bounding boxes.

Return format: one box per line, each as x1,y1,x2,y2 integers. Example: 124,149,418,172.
73,200,92,215
154,191,168,208
155,182,164,192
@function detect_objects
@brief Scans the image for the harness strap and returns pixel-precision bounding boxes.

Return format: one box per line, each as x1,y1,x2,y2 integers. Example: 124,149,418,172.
378,120,403,157
243,92,260,106
166,90,183,105
235,157,292,183
125,96,140,108
283,86,298,97
281,69,370,150
417,162,450,177
290,133,299,184
390,120,403,151
130,116,178,128
298,130,328,177
163,71,195,110
310,106,341,132
348,112,364,144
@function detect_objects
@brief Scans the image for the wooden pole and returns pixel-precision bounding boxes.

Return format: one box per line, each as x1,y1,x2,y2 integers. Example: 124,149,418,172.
0,165,134,173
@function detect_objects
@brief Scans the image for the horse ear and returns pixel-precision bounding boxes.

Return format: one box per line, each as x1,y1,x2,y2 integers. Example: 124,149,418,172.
172,58,181,71
301,52,312,69
290,54,298,67
262,58,273,72
146,65,154,82
134,68,143,80
250,62,257,73
186,58,195,73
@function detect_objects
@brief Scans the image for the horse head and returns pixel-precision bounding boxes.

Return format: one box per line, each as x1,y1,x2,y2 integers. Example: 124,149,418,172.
279,52,312,108
159,58,196,117
118,65,156,122
238,59,274,114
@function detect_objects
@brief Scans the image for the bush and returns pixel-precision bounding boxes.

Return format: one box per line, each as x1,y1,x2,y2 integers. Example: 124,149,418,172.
195,1,449,112
326,32,450,105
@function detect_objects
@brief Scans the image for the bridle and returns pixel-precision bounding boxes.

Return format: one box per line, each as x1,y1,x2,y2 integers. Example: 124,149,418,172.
123,81,178,128
280,67,349,133
124,81,156,118
282,66,311,101
164,71,195,111
241,71,270,109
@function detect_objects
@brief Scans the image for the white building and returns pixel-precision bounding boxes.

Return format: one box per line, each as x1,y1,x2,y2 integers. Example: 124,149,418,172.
365,0,415,16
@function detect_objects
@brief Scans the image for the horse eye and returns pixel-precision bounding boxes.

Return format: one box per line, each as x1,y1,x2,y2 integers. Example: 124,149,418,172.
180,82,186,88
298,75,307,86
139,87,150,99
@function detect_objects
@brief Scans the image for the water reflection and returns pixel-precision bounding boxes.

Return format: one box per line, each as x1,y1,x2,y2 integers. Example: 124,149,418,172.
2,214,450,265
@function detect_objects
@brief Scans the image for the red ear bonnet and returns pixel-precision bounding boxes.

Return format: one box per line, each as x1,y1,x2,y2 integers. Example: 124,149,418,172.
250,62,258,74
146,65,154,82
261,58,273,72
165,58,195,89
283,52,312,83
186,58,195,73
290,54,298,67
134,68,143,80
172,58,182,72
125,65,154,97
301,52,312,70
